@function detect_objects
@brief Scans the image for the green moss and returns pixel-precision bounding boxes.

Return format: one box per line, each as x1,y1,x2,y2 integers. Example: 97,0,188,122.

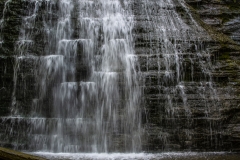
185,4,240,52
0,147,46,160
228,3,240,11
220,13,233,24
219,52,230,60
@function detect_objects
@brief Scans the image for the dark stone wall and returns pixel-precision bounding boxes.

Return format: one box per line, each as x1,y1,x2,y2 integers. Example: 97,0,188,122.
0,0,240,152
133,0,240,152
186,0,240,151
186,0,240,44
0,0,58,117
0,0,22,56
0,0,22,115
0,56,14,116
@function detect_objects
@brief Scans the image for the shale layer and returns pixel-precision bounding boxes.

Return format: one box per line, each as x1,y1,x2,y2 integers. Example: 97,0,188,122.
0,0,240,152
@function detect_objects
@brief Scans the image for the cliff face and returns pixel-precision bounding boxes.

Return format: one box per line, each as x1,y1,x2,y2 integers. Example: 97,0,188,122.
0,0,240,152
132,0,240,152
0,0,22,115
186,0,240,44
186,0,240,151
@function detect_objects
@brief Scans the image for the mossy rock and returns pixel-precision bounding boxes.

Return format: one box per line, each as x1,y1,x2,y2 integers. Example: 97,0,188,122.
0,147,46,160
183,3,240,50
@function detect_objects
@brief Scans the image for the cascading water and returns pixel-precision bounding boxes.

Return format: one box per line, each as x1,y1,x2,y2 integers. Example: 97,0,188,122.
137,0,219,150
74,0,141,152
1,0,142,153
0,0,220,154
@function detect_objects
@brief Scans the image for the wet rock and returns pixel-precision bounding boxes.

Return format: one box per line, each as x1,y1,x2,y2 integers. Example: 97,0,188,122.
0,147,46,160
0,0,240,153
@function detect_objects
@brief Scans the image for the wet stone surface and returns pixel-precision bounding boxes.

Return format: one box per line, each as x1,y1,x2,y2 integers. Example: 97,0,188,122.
0,0,240,153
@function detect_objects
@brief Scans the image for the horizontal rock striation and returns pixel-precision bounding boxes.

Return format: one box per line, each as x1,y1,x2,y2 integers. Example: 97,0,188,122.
186,0,240,44
0,0,240,152
185,0,240,152
134,0,240,152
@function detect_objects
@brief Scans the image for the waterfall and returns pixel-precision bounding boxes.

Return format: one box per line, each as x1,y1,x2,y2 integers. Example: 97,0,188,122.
0,0,12,47
0,0,220,153
1,0,142,152
138,0,218,150
73,0,141,152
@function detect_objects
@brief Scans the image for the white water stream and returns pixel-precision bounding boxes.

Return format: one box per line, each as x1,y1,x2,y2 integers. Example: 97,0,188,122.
2,0,141,152
0,0,219,153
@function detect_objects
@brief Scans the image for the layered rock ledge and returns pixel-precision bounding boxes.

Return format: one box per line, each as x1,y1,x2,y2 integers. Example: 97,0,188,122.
0,147,46,160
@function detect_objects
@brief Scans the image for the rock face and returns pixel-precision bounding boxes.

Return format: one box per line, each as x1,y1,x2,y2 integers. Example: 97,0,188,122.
0,147,46,160
186,0,240,44
186,0,240,151
0,0,240,152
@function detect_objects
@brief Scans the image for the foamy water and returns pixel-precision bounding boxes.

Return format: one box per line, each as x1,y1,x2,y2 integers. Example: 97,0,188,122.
30,152,231,160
